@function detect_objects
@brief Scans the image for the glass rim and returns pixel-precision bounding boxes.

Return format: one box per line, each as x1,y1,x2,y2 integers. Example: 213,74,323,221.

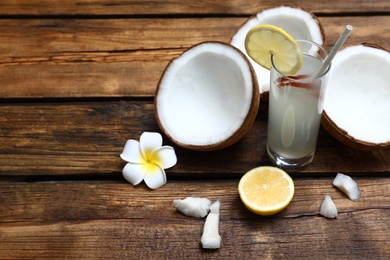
271,39,331,81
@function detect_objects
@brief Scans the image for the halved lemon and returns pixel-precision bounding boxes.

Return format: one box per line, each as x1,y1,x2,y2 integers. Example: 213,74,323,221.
244,24,302,76
238,166,295,216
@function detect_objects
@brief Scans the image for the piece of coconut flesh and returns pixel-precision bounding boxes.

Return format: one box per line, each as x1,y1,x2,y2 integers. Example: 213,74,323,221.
201,200,222,249
333,173,361,200
173,197,212,218
155,42,258,150
320,195,338,219
324,45,390,148
231,6,324,95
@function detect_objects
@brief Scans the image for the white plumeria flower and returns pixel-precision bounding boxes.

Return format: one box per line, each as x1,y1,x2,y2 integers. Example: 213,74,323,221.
120,132,177,189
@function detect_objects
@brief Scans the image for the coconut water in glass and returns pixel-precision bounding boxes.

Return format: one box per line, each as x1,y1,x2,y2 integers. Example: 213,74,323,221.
266,40,330,170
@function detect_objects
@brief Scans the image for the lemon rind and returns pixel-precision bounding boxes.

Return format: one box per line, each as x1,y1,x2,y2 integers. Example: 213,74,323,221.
244,24,302,76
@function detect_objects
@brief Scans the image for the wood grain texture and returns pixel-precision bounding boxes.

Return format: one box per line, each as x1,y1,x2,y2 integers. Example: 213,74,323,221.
0,0,389,16
0,16,389,98
1,1,389,258
0,102,389,177
0,179,389,258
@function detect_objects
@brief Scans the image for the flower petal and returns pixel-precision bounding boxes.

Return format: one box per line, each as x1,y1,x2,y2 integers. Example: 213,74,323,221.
120,139,142,163
140,132,163,158
144,165,167,189
122,162,147,186
152,146,177,169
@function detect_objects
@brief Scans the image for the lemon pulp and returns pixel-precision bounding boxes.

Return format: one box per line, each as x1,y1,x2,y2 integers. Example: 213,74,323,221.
244,24,302,76
238,166,295,215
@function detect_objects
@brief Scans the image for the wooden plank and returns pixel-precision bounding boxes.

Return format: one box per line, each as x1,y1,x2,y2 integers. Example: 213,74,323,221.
0,101,389,177
0,16,389,99
0,16,388,58
0,0,389,16
0,179,389,258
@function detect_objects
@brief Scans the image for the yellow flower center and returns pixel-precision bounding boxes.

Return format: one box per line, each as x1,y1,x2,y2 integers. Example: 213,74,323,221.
140,149,161,174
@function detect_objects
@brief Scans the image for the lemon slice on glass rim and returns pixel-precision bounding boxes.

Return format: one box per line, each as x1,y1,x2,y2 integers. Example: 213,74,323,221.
244,24,302,76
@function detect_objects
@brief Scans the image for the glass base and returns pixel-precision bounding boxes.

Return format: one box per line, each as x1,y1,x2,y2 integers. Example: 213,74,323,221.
266,143,314,171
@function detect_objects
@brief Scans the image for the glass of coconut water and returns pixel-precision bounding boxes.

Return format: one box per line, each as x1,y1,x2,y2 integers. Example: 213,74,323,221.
267,40,330,170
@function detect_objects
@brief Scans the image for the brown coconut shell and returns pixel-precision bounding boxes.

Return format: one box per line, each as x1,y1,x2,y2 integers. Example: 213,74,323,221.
321,43,390,151
321,112,390,151
230,5,326,101
231,5,326,46
154,41,260,151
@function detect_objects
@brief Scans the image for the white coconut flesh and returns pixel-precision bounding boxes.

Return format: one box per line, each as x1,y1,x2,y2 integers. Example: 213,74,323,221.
323,45,390,148
231,6,324,95
155,42,258,150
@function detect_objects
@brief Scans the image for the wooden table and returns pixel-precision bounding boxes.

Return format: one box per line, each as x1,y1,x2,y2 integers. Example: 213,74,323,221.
1,1,389,258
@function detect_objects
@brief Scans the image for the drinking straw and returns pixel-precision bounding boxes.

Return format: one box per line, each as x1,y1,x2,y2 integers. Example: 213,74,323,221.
315,25,353,77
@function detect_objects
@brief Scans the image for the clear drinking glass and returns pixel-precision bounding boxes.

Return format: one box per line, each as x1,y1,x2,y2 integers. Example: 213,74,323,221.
266,40,330,170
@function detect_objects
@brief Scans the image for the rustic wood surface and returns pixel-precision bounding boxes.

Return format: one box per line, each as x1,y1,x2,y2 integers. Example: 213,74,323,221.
1,179,389,258
0,0,389,259
0,16,389,99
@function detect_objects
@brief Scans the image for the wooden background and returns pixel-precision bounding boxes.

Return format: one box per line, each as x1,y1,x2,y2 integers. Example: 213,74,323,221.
0,0,389,258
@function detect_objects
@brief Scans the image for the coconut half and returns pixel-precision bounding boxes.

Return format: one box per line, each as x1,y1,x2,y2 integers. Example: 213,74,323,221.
322,44,390,150
155,41,260,151
231,6,325,97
